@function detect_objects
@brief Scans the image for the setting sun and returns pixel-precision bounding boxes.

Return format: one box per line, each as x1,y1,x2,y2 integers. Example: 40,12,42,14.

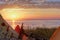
1,8,60,21
1,8,25,20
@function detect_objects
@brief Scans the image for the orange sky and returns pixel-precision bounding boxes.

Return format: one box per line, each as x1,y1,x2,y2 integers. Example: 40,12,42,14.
0,8,60,21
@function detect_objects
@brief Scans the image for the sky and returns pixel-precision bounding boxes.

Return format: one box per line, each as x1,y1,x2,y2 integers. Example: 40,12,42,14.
0,0,60,29
47,0,60,2
0,0,60,21
0,0,60,9
0,8,60,21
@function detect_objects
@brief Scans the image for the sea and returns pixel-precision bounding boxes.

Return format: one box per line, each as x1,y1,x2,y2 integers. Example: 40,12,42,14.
7,20,60,29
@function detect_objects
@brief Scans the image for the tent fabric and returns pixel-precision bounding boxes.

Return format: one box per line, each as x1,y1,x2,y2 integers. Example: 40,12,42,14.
50,27,60,40
0,14,29,40
15,23,28,40
0,14,18,39
15,25,21,34
22,35,29,40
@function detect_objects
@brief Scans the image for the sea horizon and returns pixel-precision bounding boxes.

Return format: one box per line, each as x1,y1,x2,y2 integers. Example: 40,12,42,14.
6,19,60,29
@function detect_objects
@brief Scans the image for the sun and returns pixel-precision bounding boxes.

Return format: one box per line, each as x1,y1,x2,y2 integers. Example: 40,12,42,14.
8,13,19,20
0,8,26,29
1,8,25,21
11,14,17,19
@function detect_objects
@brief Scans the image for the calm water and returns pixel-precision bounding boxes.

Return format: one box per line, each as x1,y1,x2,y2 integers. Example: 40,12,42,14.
7,20,60,29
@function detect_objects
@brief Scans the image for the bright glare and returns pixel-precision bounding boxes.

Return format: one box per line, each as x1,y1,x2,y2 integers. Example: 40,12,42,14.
11,15,17,19
0,8,26,29
12,20,16,29
1,8,25,20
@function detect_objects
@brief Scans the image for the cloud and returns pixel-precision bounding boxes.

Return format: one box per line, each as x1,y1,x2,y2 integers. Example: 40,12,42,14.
0,0,60,9
47,0,60,2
